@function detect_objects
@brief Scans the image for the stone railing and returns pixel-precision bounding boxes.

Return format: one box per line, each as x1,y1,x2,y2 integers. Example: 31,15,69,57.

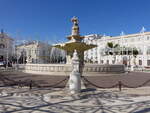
18,64,72,75
17,64,125,76
83,64,125,75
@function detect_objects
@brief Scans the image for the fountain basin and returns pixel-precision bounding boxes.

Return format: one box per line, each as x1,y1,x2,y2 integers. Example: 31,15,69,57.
17,64,125,76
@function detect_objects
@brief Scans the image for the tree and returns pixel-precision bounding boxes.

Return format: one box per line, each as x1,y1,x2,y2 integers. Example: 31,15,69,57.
133,48,139,57
104,42,139,66
132,48,139,66
106,42,119,64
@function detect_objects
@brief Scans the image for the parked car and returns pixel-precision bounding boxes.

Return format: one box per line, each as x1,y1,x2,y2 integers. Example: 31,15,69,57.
0,61,6,68
0,62,3,66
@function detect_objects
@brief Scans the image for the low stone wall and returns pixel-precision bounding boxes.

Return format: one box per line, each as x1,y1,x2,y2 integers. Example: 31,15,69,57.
83,64,125,75
18,64,72,76
18,64,125,76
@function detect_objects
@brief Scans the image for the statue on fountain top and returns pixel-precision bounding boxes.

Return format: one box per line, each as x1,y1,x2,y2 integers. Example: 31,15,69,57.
66,16,84,41
71,16,80,36
71,16,78,26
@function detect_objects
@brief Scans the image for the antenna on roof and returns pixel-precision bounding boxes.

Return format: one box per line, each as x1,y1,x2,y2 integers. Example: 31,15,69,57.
140,27,146,33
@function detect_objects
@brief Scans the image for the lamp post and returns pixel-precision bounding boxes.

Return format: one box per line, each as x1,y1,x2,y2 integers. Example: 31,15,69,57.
120,31,124,65
22,48,24,64
16,48,19,70
103,34,108,64
6,39,9,69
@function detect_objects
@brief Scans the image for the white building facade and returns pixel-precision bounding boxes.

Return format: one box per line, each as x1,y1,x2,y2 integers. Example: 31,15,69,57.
16,41,51,64
84,34,102,63
84,31,150,67
0,30,14,62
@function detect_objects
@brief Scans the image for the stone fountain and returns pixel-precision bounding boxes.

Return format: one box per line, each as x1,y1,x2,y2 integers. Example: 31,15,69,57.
54,17,96,94
17,17,125,94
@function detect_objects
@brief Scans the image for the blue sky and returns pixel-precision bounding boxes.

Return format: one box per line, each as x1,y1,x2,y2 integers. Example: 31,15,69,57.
0,0,150,43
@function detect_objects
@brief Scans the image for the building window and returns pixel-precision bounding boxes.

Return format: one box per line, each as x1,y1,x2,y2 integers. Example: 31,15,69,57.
0,44,5,48
32,58,34,63
147,47,150,55
147,60,150,66
107,60,109,64
43,50,45,55
36,59,38,63
138,37,141,41
138,48,143,55
139,60,142,65
0,56,4,61
28,50,31,56
131,38,134,42
100,60,103,64
35,50,37,54
112,60,115,64
147,36,150,40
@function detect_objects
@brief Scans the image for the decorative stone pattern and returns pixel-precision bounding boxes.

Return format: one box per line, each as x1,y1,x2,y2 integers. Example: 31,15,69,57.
0,87,150,113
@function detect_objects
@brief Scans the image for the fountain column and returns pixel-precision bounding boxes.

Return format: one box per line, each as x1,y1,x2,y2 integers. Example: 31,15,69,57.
69,50,81,94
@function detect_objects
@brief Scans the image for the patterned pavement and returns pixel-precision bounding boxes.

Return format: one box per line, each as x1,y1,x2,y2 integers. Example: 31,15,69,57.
0,87,150,113
0,71,150,112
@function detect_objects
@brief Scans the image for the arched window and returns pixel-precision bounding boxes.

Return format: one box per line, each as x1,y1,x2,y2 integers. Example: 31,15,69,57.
147,46,150,55
137,48,142,55
0,44,5,48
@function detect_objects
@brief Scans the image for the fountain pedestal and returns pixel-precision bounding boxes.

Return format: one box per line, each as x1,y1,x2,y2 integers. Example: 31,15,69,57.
69,50,81,94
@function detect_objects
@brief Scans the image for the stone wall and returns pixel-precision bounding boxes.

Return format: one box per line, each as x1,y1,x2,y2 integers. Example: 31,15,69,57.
18,64,125,76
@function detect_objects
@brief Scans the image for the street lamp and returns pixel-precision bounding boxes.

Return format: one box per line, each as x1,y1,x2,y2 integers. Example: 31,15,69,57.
120,31,124,65
6,39,9,69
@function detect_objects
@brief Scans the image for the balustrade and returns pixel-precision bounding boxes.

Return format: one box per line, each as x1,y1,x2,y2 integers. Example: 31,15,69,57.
17,64,125,74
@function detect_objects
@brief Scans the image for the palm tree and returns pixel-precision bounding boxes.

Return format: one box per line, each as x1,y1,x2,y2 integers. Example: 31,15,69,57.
105,42,139,66
122,47,138,66
120,47,138,66
132,48,139,66
106,42,119,64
